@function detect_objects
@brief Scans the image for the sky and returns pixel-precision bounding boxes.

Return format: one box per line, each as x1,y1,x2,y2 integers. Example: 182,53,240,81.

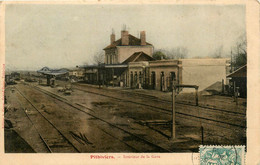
5,4,246,71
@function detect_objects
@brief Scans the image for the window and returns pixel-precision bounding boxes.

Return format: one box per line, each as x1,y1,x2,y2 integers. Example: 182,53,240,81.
110,55,112,64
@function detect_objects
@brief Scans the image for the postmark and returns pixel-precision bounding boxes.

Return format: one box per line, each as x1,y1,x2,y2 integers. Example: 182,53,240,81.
200,145,245,165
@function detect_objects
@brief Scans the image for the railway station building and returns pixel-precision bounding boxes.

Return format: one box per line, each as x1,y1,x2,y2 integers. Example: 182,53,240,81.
82,30,183,90
103,30,154,64
81,30,230,92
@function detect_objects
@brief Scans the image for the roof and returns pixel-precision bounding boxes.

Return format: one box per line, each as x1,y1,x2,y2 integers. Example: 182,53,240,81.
227,65,247,78
78,64,127,69
78,65,99,69
37,67,69,76
103,34,152,50
180,58,230,66
204,81,222,93
104,64,128,68
122,52,155,64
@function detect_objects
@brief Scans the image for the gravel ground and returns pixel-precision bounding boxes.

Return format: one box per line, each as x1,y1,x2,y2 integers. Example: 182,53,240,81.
4,80,246,153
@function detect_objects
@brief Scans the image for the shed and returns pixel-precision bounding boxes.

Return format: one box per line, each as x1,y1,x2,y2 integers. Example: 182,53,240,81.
227,65,247,97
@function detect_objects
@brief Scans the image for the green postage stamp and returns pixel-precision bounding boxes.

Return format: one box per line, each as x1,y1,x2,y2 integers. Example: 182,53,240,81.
200,146,245,165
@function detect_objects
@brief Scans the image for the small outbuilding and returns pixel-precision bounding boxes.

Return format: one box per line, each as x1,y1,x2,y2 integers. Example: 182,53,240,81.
227,65,247,97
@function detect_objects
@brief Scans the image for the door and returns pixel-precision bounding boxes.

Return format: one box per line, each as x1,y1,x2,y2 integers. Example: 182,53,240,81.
151,72,156,89
160,72,164,91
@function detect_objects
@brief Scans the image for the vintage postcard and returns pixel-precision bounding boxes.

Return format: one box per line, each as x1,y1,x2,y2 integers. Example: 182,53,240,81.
0,0,259,164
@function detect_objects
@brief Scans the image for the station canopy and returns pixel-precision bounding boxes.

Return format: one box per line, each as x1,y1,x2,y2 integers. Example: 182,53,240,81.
37,67,69,76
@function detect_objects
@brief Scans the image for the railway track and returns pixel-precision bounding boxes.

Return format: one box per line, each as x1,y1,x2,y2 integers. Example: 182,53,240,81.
16,98,52,153
15,86,80,153
126,92,246,116
72,86,246,129
20,83,172,152
75,83,246,116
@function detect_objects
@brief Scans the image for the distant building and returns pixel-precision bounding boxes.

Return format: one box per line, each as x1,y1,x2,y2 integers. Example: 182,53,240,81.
103,30,154,64
10,72,20,80
69,68,85,81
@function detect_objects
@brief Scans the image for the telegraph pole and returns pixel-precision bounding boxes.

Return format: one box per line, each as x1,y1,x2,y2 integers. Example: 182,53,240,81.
98,63,101,89
230,50,233,73
171,83,176,139
195,87,199,106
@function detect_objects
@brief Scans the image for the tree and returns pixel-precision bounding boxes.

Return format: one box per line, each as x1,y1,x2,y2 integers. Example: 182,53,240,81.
212,45,224,58
231,33,247,70
82,62,89,66
153,47,188,60
93,52,105,64
152,50,168,60
167,47,188,59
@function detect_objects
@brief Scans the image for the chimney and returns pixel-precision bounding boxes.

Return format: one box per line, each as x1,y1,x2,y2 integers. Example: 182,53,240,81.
140,31,146,46
121,30,129,46
110,33,115,44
